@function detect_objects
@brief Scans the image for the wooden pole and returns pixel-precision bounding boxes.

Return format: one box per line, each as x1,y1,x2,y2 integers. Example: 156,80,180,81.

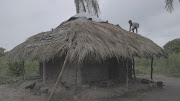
47,55,68,101
126,60,129,91
132,57,136,79
74,65,78,99
43,62,46,84
151,58,154,80
22,61,25,80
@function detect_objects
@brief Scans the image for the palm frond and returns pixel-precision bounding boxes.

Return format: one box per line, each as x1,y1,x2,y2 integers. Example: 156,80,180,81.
91,0,100,17
74,0,100,17
165,0,174,13
75,0,86,13
74,0,80,13
80,0,86,13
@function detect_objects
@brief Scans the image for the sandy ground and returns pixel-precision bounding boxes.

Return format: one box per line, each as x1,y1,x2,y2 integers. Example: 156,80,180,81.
140,75,180,101
119,75,180,101
0,80,47,101
0,75,180,101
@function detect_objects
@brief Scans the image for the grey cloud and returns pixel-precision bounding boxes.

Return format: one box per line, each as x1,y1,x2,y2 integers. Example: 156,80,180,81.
0,0,180,50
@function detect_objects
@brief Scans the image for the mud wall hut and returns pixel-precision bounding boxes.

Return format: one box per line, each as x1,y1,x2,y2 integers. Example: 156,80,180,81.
7,13,166,85
39,58,132,85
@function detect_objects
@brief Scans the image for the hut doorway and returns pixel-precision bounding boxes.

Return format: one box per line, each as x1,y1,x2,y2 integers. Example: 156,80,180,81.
108,59,119,80
107,58,133,82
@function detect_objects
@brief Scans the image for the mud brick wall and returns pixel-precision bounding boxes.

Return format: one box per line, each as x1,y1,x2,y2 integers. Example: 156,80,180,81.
80,59,132,83
61,64,82,85
39,58,132,85
40,60,82,85
81,63,109,84
46,61,63,80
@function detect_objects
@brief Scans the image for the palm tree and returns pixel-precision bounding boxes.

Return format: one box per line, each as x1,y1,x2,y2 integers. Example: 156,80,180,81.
165,0,180,12
74,0,100,17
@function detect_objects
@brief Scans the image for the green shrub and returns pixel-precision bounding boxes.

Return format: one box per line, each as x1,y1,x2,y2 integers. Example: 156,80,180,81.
8,61,24,76
135,53,180,77
0,57,8,77
24,61,39,77
0,56,39,84
163,38,180,53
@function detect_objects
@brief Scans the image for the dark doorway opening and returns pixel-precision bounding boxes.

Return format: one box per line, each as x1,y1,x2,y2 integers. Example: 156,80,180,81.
108,59,119,80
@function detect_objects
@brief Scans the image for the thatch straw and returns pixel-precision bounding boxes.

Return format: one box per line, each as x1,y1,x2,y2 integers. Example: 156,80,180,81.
7,18,166,63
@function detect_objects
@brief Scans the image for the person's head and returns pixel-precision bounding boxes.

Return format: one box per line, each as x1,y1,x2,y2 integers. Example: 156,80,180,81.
129,20,132,25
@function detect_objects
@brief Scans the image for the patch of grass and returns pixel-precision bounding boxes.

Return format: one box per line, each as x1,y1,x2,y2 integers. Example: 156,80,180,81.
24,61,39,77
135,53,180,77
135,66,150,75
0,56,39,85
0,76,21,85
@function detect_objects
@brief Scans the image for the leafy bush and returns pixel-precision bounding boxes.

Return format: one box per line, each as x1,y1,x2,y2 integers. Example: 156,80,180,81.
24,61,39,77
0,56,8,77
0,56,39,84
8,61,24,76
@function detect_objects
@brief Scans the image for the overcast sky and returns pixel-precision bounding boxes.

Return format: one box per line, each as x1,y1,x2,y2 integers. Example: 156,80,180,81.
0,0,180,51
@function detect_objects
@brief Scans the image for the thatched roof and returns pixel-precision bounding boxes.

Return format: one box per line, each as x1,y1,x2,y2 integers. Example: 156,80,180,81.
7,16,166,63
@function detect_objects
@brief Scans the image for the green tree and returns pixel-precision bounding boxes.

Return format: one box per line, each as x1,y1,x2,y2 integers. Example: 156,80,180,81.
163,38,180,53
0,47,5,57
74,0,100,17
165,0,180,12
8,61,24,77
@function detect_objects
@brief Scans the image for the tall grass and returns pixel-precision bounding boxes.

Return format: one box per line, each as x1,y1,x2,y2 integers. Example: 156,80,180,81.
135,53,180,77
0,56,39,84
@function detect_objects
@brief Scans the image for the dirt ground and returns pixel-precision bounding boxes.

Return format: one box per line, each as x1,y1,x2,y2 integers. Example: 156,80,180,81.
117,75,180,101
0,75,180,101
140,75,180,101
